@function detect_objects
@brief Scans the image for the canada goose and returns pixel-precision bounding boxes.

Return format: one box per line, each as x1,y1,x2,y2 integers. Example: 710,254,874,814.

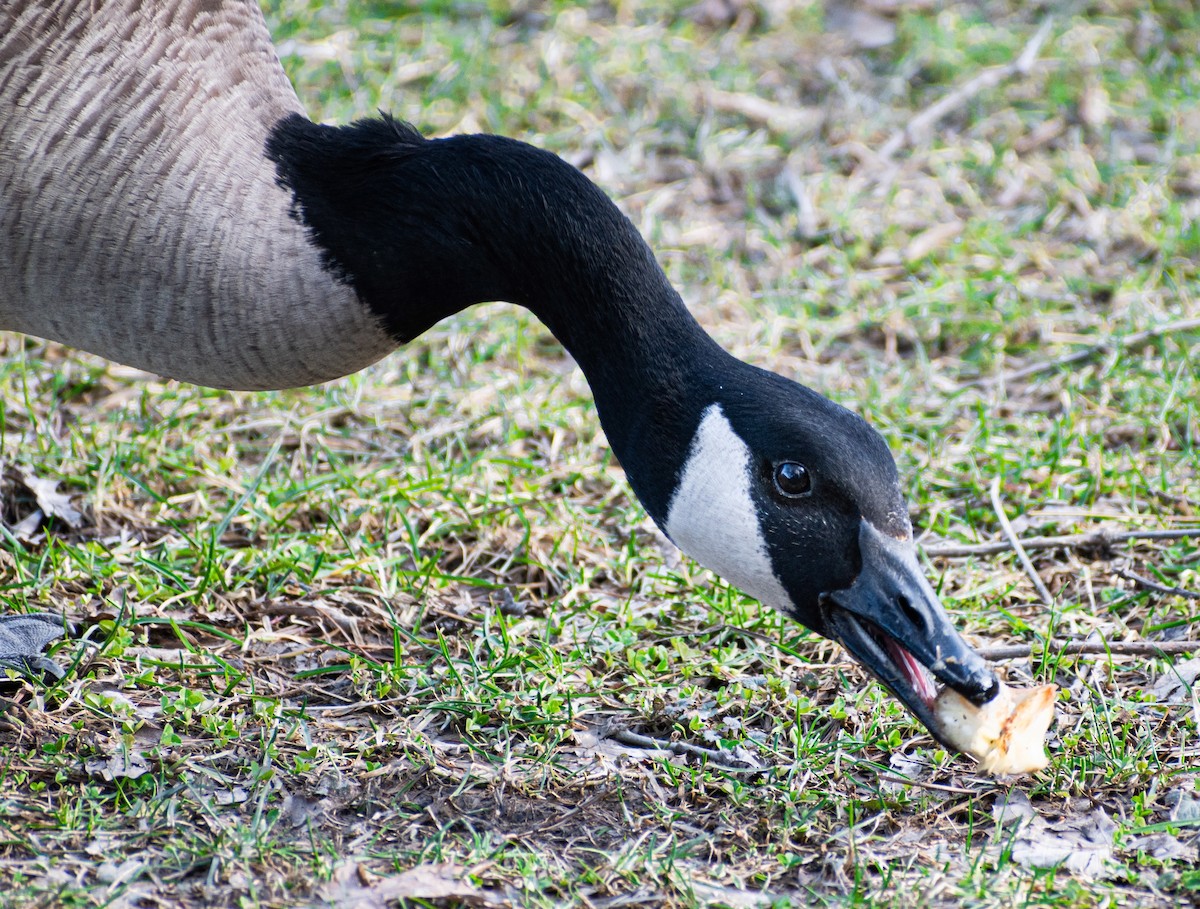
0,1,1000,745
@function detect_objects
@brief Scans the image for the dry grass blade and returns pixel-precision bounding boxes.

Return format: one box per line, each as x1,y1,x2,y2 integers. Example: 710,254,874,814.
988,476,1054,606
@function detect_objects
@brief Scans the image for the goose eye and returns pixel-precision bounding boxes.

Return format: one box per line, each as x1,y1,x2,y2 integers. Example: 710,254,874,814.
773,461,811,498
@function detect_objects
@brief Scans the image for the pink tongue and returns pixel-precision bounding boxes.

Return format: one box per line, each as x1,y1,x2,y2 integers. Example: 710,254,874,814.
884,637,938,707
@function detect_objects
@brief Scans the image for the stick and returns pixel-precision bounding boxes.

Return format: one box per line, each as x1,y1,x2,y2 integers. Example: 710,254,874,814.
989,477,1054,606
976,639,1200,661
1113,568,1200,601
923,527,1200,558
607,728,766,773
877,773,978,796
970,316,1200,389
877,18,1053,161
1149,487,1200,510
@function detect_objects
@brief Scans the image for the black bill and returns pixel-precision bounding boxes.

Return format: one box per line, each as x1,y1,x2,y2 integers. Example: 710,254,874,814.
820,519,1000,750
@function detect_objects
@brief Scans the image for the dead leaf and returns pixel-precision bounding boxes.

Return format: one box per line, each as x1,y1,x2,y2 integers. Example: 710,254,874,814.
689,880,779,908
1152,657,1200,703
86,747,150,781
1170,789,1200,823
1127,833,1196,862
18,467,83,527
11,509,45,542
2,465,83,542
215,786,249,805
993,789,1037,828
281,793,324,828
888,751,929,779
1005,805,1117,878
320,862,508,909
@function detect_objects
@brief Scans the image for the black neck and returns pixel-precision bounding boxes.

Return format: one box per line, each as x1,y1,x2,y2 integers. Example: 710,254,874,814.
266,113,729,521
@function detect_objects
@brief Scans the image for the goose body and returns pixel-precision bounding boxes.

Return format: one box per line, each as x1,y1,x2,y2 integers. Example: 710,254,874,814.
0,1,1000,744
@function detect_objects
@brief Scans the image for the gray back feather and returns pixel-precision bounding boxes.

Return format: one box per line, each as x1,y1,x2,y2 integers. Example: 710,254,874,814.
0,1,394,389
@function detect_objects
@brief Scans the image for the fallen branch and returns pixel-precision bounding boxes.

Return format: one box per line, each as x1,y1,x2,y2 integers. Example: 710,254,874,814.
989,477,1054,606
877,18,1053,161
923,527,1200,558
1113,567,1200,601
970,316,1200,389
976,639,1200,661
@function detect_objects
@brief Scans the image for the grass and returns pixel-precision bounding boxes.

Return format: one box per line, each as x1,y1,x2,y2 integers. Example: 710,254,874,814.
2,0,1199,906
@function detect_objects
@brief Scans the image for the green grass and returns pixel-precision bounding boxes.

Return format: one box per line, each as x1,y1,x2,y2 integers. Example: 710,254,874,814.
1,1,1199,906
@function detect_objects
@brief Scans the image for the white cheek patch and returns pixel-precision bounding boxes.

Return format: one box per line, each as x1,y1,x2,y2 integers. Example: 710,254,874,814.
665,405,793,612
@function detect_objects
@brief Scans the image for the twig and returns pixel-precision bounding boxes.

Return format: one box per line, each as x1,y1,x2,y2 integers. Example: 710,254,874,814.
1149,487,1200,511
877,18,1053,161
970,316,1200,389
702,87,824,135
989,477,1054,606
923,527,1200,558
976,639,1200,661
878,773,978,796
607,728,767,773
1113,568,1200,601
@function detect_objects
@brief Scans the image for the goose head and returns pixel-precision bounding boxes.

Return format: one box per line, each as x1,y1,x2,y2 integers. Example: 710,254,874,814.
648,361,1000,741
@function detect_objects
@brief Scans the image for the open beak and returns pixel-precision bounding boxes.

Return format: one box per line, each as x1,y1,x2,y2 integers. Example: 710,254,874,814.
820,520,1000,750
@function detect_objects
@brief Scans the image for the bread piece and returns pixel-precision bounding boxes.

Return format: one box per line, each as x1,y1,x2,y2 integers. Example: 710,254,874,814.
934,681,1056,774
